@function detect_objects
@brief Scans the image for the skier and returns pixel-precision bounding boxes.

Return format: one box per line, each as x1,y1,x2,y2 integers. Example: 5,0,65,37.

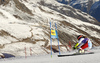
73,35,92,53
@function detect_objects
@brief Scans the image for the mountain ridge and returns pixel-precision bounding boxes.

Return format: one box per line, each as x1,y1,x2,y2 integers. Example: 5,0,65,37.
57,0,100,22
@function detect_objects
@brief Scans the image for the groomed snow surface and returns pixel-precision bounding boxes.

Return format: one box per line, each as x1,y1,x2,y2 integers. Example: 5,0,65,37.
0,46,100,63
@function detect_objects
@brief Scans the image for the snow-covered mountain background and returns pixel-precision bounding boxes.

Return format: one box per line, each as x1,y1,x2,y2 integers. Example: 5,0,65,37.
57,0,100,22
0,0,100,57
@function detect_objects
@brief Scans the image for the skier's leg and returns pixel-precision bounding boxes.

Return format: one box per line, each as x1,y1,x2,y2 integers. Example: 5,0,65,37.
88,41,92,49
81,42,88,49
78,42,88,53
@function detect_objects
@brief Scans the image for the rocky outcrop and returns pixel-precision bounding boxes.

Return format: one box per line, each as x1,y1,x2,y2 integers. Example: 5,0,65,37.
0,0,10,5
0,53,4,58
0,0,33,15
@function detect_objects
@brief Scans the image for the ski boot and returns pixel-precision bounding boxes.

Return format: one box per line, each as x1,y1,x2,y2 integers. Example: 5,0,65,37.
78,49,85,54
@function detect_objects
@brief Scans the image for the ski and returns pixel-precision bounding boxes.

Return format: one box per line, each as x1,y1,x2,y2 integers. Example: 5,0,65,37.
58,52,94,57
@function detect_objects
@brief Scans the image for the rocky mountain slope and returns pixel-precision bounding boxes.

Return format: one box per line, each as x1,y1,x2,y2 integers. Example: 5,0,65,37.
0,0,100,56
57,0,100,22
89,1,100,22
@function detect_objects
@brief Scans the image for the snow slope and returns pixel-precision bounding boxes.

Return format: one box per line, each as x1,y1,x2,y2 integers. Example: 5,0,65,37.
0,0,100,57
0,47,100,63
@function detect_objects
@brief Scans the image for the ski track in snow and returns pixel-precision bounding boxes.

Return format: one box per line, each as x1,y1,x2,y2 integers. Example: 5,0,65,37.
0,47,100,63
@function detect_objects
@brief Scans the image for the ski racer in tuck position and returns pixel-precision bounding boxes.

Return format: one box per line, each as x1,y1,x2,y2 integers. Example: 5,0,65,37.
73,35,92,53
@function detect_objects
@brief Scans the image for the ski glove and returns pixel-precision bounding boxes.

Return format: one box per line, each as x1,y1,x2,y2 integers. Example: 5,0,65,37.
73,46,78,50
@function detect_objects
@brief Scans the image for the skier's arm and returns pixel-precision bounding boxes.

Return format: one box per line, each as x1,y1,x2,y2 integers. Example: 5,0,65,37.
73,38,84,49
74,43,79,48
